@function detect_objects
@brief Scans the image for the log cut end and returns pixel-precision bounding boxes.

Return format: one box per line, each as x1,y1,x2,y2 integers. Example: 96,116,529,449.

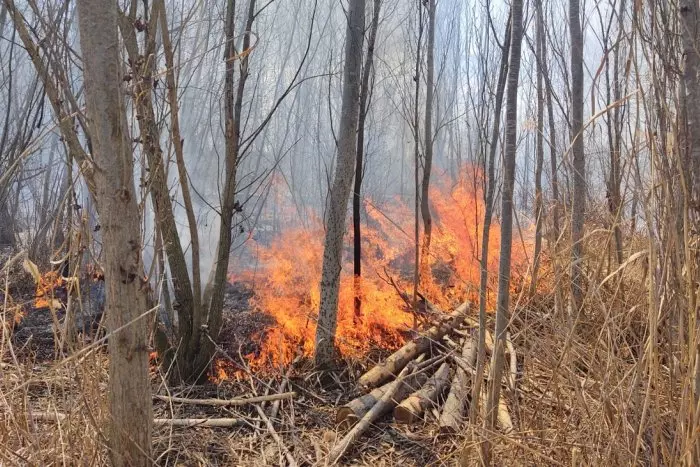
336,407,359,430
393,402,422,424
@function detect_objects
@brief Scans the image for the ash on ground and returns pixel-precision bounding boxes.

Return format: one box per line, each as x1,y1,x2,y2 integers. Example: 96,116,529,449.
217,280,276,364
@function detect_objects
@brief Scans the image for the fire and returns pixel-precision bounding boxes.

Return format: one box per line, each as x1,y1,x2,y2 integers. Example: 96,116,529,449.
230,166,532,371
34,271,64,310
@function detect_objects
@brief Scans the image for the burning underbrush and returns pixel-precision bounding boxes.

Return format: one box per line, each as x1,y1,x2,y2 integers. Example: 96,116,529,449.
221,167,532,374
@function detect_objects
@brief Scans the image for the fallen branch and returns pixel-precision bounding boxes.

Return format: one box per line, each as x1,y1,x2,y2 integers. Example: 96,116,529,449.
153,418,242,427
358,302,469,389
394,362,452,424
29,412,244,428
153,391,295,407
255,404,297,467
439,332,478,432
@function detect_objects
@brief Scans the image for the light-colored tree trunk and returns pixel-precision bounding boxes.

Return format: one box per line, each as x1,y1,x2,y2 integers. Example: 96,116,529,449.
76,0,152,464
314,0,365,367
569,0,585,317
483,0,524,462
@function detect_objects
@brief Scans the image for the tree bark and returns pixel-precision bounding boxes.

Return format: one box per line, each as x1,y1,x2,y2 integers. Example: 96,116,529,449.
76,0,152,464
569,0,585,316
314,0,365,367
531,0,545,296
393,361,451,424
483,0,524,461
358,303,468,389
353,0,382,322
472,11,511,424
420,0,436,277
440,332,477,432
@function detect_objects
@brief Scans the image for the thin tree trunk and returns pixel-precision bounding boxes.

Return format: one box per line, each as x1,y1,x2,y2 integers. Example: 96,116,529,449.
569,0,585,317
471,11,511,424
541,4,562,317
420,0,436,278
158,0,202,316
353,0,382,322
483,0,524,462
314,0,365,367
530,0,545,296
118,4,197,381
411,2,424,330
194,0,257,378
76,0,151,463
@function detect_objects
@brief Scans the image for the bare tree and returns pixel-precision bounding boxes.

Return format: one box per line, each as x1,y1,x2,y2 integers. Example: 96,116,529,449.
530,0,544,295
569,0,585,317
76,0,151,463
471,8,511,424
353,0,383,321
314,0,365,367
483,0,524,461
420,0,436,273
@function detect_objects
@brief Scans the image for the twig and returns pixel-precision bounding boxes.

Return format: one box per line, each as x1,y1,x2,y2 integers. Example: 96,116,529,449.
153,392,295,407
255,405,298,467
153,418,242,427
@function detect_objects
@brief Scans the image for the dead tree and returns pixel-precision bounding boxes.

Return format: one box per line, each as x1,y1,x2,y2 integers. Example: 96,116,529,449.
76,0,151,463
315,0,365,367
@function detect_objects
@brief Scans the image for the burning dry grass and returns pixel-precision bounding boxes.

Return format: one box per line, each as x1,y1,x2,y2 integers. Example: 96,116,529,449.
230,168,531,372
0,203,689,465
0,250,669,466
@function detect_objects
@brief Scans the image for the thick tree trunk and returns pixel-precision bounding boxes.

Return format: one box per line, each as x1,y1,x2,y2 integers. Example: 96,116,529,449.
314,0,365,367
76,1,152,464
569,0,586,316
483,0,524,461
353,0,382,322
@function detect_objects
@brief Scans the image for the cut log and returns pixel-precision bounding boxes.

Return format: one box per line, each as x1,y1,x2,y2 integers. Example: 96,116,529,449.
439,331,478,432
358,302,469,389
328,365,412,464
393,362,452,424
337,367,430,429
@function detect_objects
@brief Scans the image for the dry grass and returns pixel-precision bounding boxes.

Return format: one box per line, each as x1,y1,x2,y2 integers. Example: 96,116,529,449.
0,225,696,466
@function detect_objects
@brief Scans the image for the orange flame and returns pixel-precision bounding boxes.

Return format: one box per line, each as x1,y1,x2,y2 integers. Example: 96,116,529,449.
229,166,532,372
34,271,64,310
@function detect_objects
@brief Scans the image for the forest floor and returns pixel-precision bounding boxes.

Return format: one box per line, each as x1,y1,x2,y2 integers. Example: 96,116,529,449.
1,245,662,466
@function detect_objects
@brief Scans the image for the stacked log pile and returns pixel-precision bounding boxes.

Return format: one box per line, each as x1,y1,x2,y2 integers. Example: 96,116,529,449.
331,301,514,462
